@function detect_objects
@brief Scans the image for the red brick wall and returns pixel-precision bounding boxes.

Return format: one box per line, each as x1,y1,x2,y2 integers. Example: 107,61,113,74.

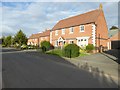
51,24,93,46
95,10,108,48
39,36,50,45
27,38,39,46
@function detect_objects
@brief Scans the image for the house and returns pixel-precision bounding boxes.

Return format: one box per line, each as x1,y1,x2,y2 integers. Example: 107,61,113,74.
50,4,108,51
39,29,50,43
27,29,50,46
27,33,42,46
108,29,120,49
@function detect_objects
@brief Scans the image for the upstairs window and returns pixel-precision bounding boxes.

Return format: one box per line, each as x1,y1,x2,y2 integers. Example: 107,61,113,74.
69,40,74,44
55,30,58,35
80,25,85,32
69,27,74,34
62,28,65,34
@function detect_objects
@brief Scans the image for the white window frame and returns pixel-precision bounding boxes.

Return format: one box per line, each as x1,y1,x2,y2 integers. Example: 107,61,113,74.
76,37,89,47
55,30,58,35
69,27,74,34
55,40,58,46
62,28,65,34
69,40,74,44
80,25,85,32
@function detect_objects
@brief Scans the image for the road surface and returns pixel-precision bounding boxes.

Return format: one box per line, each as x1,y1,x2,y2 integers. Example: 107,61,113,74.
2,48,118,88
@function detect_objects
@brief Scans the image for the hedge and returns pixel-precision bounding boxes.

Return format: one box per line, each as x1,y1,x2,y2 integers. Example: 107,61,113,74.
63,44,79,58
86,44,94,53
41,41,50,52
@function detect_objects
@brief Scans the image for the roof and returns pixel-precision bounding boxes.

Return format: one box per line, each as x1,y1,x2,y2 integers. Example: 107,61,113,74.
41,30,50,37
108,29,120,38
52,9,101,30
29,30,50,39
29,33,42,39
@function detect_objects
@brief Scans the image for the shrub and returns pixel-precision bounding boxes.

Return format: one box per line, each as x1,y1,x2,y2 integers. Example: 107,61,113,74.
86,44,94,53
21,44,28,50
14,43,20,49
63,44,79,58
41,41,50,52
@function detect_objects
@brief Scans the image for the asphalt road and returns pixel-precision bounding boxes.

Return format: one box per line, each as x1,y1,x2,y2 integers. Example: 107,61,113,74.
2,48,118,88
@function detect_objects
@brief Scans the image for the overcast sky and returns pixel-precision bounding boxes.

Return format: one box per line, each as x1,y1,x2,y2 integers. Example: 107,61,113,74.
0,1,118,37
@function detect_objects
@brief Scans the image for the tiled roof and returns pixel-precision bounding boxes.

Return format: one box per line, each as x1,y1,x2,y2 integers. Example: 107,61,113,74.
41,30,50,37
52,9,101,30
108,29,120,38
29,30,50,39
29,33,42,39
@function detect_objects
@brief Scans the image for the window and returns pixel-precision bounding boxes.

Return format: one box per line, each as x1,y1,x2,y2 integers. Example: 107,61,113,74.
62,29,65,34
81,39,83,41
55,30,58,35
64,41,66,44
69,40,74,44
80,25,84,32
69,27,74,34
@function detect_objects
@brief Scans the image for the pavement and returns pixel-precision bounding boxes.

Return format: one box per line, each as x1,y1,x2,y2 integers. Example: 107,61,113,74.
64,52,119,85
2,48,118,88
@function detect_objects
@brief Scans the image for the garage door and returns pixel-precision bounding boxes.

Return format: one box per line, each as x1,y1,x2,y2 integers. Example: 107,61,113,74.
111,40,120,49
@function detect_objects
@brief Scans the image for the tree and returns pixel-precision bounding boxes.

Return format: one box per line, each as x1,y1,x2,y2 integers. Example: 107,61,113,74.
110,26,119,30
41,41,50,52
4,36,12,47
13,30,27,46
1,36,5,45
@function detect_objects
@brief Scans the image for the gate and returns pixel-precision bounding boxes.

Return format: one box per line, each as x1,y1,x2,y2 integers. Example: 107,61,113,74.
111,40,120,49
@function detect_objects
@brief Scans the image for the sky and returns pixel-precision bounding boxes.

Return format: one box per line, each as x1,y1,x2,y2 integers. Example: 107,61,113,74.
0,1,118,37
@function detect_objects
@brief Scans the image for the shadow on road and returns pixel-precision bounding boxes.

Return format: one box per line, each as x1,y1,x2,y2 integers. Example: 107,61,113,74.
78,62,118,87
25,51,118,88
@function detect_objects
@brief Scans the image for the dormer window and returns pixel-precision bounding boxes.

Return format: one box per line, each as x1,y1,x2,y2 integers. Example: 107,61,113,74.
69,27,74,34
55,30,58,35
80,25,85,32
62,28,65,34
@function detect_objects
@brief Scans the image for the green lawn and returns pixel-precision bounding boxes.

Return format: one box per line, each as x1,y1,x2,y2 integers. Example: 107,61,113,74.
46,49,89,58
46,49,63,57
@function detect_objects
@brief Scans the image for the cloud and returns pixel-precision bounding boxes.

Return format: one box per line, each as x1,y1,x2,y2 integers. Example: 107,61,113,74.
1,2,118,37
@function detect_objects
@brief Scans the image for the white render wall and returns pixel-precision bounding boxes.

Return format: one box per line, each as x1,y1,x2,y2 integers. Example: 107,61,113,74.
92,24,96,46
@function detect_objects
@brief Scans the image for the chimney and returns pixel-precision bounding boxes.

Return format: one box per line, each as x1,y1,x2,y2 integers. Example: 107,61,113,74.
99,3,103,10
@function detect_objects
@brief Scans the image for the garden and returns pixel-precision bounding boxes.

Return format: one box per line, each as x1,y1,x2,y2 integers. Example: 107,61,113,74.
41,41,95,58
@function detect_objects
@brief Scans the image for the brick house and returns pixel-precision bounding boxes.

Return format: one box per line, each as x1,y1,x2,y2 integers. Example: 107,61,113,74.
27,29,50,46
50,5,108,50
27,33,42,46
39,30,50,43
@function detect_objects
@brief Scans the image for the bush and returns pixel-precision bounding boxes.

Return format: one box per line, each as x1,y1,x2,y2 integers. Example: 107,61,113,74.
21,44,28,50
86,44,94,53
41,41,50,52
14,43,20,49
63,44,79,58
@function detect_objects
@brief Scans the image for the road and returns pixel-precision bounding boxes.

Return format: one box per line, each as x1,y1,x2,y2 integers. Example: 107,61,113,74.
2,48,118,88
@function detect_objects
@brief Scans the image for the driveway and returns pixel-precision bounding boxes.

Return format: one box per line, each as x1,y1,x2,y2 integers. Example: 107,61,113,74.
65,52,119,86
2,48,118,88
